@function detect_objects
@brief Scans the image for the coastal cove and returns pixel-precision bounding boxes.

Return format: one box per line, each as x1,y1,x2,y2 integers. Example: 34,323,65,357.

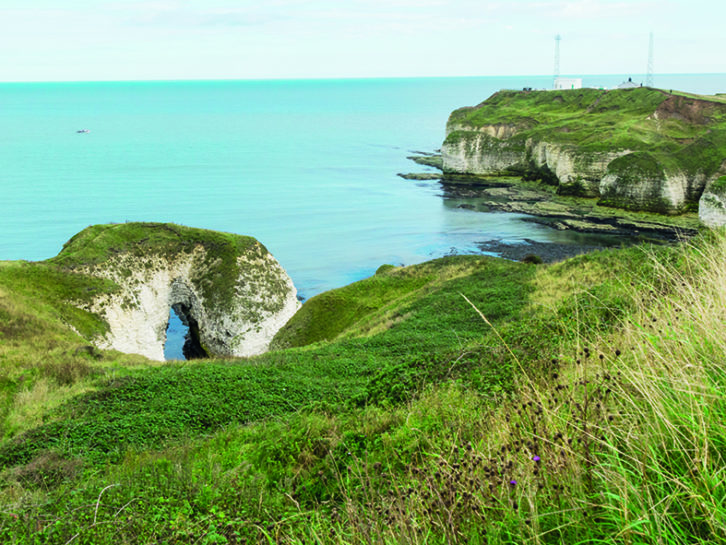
3,75,725,298
2,78,726,543
3,75,724,358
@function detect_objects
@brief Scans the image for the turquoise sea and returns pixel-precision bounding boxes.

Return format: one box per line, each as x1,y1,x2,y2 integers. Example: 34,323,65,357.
2,74,724,358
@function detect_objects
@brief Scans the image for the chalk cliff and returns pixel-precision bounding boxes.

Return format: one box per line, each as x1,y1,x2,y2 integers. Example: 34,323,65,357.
51,223,300,361
699,176,726,228
442,88,726,218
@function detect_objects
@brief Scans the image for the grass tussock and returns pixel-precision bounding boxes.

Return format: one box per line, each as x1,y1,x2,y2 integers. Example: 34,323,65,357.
590,235,726,543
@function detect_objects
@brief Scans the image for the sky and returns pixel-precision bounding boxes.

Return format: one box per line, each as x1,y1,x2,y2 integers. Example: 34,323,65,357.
0,0,723,82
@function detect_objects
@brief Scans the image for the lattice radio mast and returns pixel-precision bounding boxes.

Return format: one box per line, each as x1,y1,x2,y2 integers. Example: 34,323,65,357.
554,34,561,85
646,32,654,87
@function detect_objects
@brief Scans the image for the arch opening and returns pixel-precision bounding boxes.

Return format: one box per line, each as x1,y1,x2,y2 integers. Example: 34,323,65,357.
164,306,187,360
172,302,208,360
164,304,209,360
163,278,209,361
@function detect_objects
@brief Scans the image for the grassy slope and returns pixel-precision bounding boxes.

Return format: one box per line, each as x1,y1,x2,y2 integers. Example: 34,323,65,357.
445,87,726,179
0,222,277,442
0,255,538,466
0,259,154,441
0,232,724,543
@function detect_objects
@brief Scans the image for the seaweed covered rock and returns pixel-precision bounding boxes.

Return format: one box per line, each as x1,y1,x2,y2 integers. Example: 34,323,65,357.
52,223,300,360
442,88,726,215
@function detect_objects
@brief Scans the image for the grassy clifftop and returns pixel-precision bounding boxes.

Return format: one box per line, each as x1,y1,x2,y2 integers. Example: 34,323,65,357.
446,87,726,157
443,87,726,214
50,222,272,313
0,222,267,346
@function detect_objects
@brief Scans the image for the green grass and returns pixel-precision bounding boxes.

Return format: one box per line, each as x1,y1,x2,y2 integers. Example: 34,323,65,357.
446,87,724,155
0,222,288,442
0,255,538,467
51,223,257,270
50,222,283,314
0,227,725,543
708,175,726,198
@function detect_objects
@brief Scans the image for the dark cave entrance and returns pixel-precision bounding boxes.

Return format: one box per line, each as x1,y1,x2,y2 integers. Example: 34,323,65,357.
163,303,208,361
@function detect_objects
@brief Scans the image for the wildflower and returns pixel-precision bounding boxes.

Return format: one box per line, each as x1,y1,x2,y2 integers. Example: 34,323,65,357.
532,455,540,462
509,480,517,486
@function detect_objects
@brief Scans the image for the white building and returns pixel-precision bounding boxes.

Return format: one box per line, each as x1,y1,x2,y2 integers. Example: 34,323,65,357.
555,78,582,91
554,77,583,90
617,77,640,89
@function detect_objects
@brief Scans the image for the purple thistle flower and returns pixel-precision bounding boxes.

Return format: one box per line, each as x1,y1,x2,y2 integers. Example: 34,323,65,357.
509,480,517,486
532,455,541,462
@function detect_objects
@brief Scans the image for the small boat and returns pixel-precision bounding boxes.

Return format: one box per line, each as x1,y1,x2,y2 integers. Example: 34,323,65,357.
76,129,90,134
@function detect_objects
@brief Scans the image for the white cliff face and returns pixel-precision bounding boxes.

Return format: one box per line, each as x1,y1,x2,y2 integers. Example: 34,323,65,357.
699,185,726,228
530,141,629,194
598,153,709,214
442,137,525,174
442,124,526,175
83,245,300,361
443,131,629,196
442,128,712,212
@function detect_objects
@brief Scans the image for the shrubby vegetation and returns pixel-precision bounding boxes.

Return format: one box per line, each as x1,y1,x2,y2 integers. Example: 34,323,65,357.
0,228,724,543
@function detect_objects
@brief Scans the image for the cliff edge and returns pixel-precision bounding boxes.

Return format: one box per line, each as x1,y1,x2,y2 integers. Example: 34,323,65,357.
442,87,726,218
48,223,300,361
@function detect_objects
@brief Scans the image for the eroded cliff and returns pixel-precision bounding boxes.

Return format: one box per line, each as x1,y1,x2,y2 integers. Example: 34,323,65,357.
50,223,300,361
442,88,726,217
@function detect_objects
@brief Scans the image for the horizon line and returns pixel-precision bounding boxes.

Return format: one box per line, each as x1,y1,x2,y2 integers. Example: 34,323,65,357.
0,72,723,85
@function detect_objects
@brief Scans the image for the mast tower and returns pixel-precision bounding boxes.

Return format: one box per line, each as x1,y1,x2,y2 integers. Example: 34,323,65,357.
554,34,561,86
646,32,654,87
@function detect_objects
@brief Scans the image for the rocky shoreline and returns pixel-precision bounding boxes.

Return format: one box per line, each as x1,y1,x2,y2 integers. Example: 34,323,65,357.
477,238,613,264
440,181,700,241
400,152,702,262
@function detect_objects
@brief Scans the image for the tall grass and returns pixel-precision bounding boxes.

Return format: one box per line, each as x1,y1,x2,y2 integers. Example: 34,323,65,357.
281,233,726,544
591,234,726,544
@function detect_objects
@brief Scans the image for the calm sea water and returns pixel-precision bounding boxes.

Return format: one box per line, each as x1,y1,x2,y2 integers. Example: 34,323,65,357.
1,74,723,358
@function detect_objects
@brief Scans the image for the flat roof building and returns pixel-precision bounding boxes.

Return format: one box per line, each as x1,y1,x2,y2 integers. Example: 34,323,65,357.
554,77,582,90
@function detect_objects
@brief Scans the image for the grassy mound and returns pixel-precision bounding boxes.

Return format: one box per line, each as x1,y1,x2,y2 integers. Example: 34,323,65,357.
51,222,278,313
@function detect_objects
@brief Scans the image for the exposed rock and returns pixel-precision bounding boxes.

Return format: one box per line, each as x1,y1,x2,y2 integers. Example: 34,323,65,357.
397,172,442,180
530,141,629,196
442,88,726,215
407,154,444,170
599,153,693,214
478,238,611,264
438,179,701,240
54,223,300,361
442,132,525,175
699,176,726,227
